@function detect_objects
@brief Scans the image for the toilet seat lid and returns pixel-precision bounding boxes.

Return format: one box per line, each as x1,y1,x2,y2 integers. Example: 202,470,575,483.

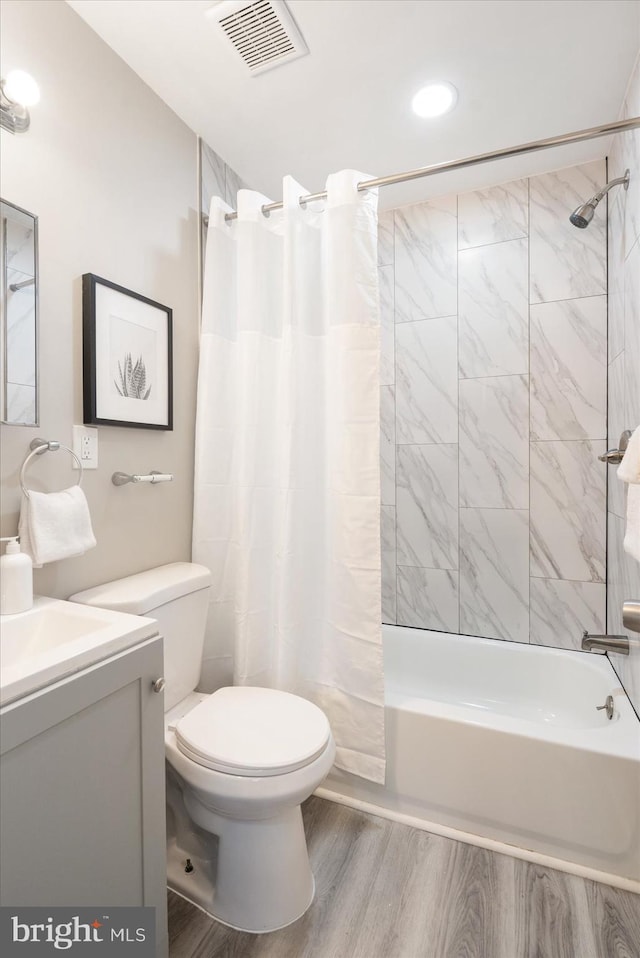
174,687,331,777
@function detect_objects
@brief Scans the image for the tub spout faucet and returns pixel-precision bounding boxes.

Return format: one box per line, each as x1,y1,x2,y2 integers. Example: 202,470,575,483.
581,631,629,655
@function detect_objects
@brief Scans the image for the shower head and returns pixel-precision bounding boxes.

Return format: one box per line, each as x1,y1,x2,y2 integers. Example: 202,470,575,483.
569,203,596,229
569,169,630,228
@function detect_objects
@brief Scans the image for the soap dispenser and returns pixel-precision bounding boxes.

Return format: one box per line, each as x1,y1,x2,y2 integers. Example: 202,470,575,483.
0,536,33,615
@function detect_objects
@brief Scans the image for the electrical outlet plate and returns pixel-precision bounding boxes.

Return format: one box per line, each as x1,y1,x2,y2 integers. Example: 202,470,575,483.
72,425,98,469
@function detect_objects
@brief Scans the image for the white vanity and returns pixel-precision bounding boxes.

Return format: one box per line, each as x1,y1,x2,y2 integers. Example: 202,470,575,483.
0,598,168,957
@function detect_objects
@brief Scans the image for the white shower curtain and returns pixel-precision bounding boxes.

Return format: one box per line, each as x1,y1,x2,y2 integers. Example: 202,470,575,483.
192,171,385,784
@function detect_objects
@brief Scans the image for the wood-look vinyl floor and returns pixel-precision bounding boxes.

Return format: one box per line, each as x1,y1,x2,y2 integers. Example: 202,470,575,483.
168,796,640,958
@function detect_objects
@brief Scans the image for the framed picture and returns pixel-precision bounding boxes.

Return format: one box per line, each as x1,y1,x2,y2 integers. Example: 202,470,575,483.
82,274,173,430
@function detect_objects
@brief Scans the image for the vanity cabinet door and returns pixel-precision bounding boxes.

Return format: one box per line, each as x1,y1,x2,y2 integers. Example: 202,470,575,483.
0,635,168,957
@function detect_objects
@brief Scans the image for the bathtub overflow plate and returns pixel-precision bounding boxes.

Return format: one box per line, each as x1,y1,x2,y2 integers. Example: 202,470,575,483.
596,695,614,720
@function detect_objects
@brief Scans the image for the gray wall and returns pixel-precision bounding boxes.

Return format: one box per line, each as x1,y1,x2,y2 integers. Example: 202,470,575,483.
607,52,640,715
380,159,610,652
0,0,200,598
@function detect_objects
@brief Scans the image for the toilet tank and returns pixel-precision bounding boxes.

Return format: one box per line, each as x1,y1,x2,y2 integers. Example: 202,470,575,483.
69,563,211,710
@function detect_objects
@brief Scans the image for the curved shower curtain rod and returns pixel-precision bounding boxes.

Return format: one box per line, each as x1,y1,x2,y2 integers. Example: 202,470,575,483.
202,116,640,226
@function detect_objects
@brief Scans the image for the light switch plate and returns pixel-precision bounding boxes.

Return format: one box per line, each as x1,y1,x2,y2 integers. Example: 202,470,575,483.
73,425,98,469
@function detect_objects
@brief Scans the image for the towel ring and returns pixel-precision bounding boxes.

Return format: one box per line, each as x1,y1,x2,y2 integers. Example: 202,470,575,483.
20,439,83,499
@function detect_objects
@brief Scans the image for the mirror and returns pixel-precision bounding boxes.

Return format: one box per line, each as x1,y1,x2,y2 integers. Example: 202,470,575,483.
0,199,38,425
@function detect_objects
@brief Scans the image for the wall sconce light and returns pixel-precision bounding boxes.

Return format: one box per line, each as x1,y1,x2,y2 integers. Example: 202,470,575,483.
0,70,40,134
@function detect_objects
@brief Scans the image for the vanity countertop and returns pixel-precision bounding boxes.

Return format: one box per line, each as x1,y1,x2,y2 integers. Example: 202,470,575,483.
0,595,158,707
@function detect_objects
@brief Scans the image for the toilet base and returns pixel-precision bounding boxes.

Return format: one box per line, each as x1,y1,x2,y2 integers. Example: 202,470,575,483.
167,801,316,933
168,866,315,935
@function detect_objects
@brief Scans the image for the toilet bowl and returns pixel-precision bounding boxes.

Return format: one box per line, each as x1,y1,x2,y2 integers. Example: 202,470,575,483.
70,563,336,933
164,687,335,931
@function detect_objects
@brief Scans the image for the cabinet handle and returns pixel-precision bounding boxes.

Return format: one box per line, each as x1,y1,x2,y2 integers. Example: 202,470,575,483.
152,678,165,693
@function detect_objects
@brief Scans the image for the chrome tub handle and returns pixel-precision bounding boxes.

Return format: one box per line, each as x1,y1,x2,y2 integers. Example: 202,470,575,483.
598,429,632,464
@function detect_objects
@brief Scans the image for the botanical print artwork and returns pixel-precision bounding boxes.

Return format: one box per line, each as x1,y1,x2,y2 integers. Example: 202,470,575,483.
115,353,152,400
83,272,173,429
109,313,157,402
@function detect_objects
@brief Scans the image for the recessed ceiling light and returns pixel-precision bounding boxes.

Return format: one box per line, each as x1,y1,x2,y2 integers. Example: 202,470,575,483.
411,82,457,119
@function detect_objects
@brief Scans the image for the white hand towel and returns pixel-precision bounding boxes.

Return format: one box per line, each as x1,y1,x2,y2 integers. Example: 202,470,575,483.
617,425,640,563
617,425,640,484
18,486,97,568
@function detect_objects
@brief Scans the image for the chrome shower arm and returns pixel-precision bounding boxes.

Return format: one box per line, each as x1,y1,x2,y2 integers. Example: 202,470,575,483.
569,169,631,227
590,170,630,203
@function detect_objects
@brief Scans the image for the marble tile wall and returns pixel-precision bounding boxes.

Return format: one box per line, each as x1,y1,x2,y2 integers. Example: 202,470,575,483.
380,159,610,651
607,52,640,716
200,140,247,263
201,141,246,214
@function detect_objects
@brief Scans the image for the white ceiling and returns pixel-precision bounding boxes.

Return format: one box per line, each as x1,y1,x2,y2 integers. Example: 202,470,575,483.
67,0,640,209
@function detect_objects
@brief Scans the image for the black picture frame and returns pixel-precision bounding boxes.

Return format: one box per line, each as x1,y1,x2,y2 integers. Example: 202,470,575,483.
82,273,173,430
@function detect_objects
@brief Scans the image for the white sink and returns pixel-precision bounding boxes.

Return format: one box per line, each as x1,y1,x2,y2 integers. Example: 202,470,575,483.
0,596,158,706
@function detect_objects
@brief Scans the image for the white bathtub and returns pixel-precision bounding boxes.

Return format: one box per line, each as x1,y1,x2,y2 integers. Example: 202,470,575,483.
318,626,640,891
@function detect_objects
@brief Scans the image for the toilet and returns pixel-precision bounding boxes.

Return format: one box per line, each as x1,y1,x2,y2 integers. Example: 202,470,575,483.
70,562,336,933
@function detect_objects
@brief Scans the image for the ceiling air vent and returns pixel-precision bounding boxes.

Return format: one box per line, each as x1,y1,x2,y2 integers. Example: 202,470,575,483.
208,0,309,76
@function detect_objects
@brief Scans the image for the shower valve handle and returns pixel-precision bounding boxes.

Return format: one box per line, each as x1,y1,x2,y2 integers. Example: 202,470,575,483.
598,430,632,465
598,448,625,464
622,601,640,635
